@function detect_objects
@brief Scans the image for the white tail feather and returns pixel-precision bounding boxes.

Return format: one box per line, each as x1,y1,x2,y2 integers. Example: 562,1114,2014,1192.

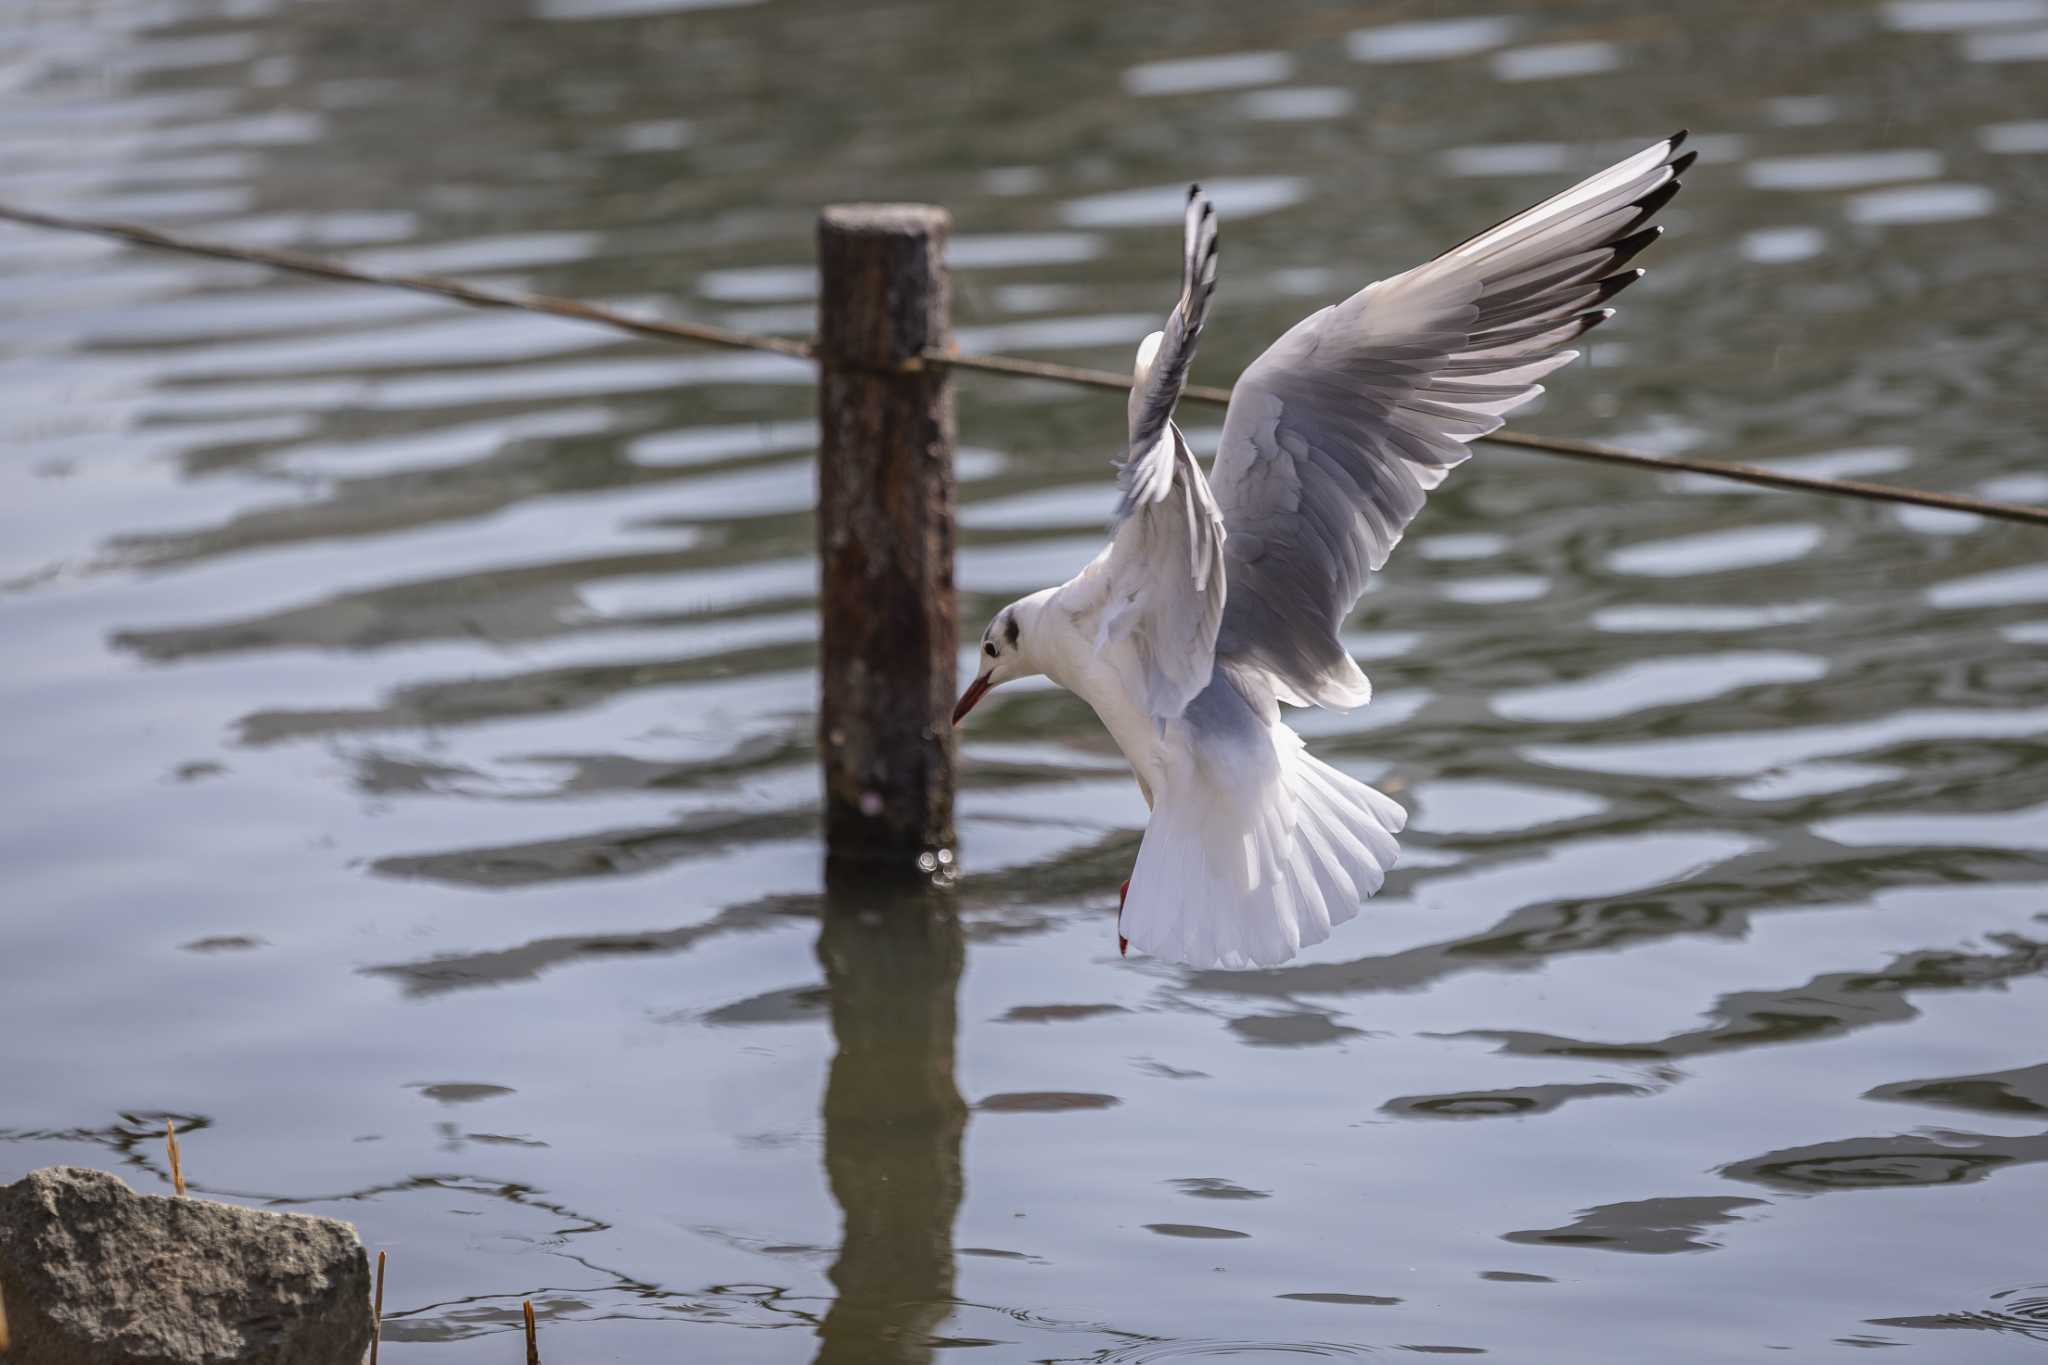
1119,722,1405,969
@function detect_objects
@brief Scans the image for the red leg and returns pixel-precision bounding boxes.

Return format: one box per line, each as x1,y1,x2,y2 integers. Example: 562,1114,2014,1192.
1117,878,1130,956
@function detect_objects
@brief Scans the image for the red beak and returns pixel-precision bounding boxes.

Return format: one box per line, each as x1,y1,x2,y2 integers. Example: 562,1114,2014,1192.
952,673,993,727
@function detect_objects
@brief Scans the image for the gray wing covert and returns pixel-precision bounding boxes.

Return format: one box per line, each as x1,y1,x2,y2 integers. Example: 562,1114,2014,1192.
1210,133,1693,709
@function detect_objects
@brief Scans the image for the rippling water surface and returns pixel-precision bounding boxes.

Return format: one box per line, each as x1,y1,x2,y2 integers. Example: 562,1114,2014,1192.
4,1,2047,1360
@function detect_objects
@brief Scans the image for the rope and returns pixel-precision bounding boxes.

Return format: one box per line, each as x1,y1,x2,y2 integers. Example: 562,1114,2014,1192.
919,350,2046,525
0,202,812,361
3,198,2042,530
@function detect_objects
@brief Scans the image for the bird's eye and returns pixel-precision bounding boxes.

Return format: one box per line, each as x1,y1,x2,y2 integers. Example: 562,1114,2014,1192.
983,642,997,658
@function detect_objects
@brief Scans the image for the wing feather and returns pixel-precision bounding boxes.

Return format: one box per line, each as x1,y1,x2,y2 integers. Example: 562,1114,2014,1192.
1099,186,1228,723
1117,185,1220,514
1210,133,1692,709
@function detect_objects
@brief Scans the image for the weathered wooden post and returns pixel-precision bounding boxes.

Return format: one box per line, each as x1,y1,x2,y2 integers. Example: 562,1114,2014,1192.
816,205,958,874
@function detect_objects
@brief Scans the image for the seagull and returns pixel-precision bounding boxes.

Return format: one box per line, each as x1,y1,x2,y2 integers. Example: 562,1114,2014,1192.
952,133,1694,969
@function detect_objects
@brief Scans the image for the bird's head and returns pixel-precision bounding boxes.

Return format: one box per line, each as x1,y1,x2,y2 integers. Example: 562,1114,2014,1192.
953,588,1057,726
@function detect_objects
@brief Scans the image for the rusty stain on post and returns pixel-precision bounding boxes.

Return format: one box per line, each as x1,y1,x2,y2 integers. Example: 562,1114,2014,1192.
816,205,958,874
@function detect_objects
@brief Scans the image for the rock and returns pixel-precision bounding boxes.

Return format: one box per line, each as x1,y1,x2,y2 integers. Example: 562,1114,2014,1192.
0,1166,372,1365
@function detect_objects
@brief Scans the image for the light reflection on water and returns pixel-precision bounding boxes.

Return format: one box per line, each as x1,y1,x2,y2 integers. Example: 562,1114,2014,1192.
2,0,2047,1361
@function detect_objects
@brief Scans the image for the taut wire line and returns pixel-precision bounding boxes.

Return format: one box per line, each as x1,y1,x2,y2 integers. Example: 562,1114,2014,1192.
3,199,2041,530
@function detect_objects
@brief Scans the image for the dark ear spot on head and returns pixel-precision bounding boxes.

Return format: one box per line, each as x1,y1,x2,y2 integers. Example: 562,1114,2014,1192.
1004,616,1020,647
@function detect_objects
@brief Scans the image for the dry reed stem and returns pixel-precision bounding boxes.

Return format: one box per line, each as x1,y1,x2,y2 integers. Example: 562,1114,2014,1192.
523,1300,540,1364
165,1120,185,1197
369,1250,385,1365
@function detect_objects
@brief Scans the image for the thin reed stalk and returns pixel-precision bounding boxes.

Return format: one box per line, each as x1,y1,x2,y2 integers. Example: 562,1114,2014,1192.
523,1300,540,1364
165,1120,185,1197
369,1250,385,1365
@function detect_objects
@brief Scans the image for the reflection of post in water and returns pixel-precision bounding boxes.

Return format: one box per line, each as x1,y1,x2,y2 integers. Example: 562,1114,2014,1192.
814,875,966,1365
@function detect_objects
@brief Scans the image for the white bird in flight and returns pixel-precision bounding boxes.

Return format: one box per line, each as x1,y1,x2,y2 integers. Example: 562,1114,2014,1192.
952,133,1694,969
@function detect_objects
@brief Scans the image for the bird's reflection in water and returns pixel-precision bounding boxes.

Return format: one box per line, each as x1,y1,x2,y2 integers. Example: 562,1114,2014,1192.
814,871,966,1365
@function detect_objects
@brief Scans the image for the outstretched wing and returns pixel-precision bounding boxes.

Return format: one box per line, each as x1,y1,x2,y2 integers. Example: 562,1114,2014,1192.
1099,186,1227,723
1121,186,1220,499
1210,132,1693,710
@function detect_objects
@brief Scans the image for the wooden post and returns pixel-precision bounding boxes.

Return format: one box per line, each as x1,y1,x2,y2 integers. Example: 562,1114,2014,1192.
816,205,957,874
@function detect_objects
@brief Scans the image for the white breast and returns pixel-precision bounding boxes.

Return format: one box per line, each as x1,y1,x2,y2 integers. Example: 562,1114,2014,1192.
1047,628,1171,809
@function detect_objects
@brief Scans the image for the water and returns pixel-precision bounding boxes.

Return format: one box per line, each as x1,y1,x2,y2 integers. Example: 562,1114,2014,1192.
3,1,2047,1359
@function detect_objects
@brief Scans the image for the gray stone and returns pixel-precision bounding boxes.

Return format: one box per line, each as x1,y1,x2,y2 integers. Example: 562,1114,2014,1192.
0,1166,372,1365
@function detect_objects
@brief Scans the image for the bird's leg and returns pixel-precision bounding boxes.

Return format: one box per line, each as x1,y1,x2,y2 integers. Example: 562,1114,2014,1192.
1117,877,1130,957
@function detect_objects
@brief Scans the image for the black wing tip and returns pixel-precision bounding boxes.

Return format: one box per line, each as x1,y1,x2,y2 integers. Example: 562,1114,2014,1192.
1578,308,1618,336
1592,268,1646,303
1668,149,1699,178
1629,177,1684,226
1668,128,1690,151
1608,224,1665,268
